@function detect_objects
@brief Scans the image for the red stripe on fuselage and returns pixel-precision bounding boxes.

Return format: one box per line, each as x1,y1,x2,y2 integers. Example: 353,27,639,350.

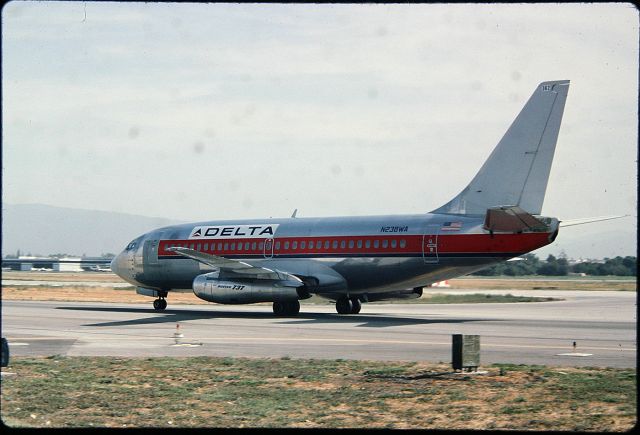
157,232,551,257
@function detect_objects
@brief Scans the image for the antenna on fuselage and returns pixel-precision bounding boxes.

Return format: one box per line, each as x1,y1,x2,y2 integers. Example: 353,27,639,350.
291,209,298,218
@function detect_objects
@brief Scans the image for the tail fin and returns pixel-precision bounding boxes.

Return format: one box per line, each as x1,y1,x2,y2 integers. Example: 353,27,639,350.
432,80,570,215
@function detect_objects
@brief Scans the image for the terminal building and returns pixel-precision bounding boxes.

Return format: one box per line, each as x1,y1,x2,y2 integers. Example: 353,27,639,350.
1,256,111,272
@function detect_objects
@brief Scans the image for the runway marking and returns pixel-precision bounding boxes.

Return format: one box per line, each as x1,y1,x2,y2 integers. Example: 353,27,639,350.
556,353,593,357
29,335,631,352
6,336,634,352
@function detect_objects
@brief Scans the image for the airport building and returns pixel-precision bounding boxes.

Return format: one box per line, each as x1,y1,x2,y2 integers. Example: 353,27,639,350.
2,256,111,272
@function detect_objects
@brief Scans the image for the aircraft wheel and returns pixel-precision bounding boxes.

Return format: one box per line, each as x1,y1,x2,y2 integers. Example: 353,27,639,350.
286,300,300,316
336,298,353,315
350,298,361,314
273,301,285,316
273,300,300,317
153,298,167,311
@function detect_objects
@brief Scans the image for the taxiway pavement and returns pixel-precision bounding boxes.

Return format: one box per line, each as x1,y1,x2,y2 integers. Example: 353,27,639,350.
1,289,636,368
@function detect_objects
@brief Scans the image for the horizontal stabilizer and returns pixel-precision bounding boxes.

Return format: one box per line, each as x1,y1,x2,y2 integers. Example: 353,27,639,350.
559,215,630,227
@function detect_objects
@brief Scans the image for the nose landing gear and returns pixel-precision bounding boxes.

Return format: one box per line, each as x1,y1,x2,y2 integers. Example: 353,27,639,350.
152,291,168,311
153,298,167,311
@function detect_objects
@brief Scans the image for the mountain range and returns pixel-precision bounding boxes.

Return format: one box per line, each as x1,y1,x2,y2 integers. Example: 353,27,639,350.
2,203,182,257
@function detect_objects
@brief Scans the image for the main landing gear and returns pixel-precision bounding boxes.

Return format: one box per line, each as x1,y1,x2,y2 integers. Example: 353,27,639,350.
335,297,361,315
273,300,300,317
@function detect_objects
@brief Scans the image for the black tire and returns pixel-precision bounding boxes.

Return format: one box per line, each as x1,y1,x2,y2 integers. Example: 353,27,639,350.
273,301,285,316
153,299,166,311
274,300,300,317
350,299,361,314
286,300,300,316
336,298,353,314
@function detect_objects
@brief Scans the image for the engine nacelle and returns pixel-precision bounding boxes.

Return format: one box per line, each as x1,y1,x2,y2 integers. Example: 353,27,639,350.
192,272,304,304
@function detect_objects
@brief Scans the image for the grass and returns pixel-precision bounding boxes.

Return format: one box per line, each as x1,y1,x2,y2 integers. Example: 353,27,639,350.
1,356,636,430
385,293,562,304
301,293,562,305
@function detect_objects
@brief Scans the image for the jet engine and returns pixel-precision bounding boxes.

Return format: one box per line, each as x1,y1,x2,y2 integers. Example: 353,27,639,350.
192,272,307,304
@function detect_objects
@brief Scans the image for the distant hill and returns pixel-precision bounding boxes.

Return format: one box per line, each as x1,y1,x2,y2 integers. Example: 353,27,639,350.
1,203,183,257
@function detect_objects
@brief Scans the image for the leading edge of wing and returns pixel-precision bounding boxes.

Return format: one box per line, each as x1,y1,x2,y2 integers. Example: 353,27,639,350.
167,246,302,283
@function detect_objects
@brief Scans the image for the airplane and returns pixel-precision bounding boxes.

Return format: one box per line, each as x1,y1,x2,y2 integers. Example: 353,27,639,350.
106,80,615,316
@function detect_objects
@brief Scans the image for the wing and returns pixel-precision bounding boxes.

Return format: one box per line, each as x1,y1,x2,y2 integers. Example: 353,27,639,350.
168,246,302,283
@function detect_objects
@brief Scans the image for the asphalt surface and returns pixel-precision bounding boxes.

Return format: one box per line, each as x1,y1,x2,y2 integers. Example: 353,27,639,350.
1,289,636,368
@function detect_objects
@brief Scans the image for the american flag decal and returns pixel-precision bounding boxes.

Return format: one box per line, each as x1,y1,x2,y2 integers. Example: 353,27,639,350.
441,221,462,231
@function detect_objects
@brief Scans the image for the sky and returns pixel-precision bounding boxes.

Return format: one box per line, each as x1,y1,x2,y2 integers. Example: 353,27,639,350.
2,2,638,258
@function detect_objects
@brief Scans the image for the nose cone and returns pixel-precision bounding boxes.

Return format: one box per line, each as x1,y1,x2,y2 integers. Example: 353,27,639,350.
110,253,124,278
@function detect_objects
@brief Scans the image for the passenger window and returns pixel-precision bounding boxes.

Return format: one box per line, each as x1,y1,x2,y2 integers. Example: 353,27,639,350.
190,243,195,250
284,241,290,250
348,240,354,249
382,240,388,248
217,243,223,251
275,241,281,250
357,240,362,248
365,240,371,249
292,241,298,250
224,243,229,251
231,243,235,250
300,241,306,249
332,240,338,249
391,240,397,248
400,239,406,248
373,240,379,249
204,243,209,251
252,242,257,250
258,242,264,250
245,242,250,250
324,240,330,249
340,240,346,249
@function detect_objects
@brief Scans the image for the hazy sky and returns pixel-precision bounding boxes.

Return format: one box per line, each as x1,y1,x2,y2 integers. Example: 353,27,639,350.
2,2,638,257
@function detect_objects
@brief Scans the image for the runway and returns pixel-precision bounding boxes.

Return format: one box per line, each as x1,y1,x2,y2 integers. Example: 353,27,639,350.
1,289,636,368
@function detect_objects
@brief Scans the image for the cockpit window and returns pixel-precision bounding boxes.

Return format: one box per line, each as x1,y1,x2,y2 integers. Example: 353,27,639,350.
125,236,143,251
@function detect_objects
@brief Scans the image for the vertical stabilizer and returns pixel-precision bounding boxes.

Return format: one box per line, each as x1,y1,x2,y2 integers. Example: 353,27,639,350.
432,80,570,215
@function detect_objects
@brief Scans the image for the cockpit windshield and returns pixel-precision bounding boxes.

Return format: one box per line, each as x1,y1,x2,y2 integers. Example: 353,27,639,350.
125,236,143,251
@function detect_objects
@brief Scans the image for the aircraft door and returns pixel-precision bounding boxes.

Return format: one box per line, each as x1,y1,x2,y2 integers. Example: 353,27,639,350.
263,237,274,259
144,240,160,266
422,224,440,264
